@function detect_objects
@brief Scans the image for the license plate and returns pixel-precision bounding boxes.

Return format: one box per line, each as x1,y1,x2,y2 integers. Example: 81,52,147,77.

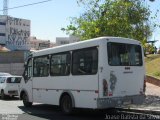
123,100,131,105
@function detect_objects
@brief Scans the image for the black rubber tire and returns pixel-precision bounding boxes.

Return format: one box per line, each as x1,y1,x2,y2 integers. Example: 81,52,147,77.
1,90,6,100
60,95,73,115
22,93,32,107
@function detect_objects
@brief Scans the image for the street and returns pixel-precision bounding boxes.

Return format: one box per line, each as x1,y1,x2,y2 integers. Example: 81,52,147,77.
0,83,160,120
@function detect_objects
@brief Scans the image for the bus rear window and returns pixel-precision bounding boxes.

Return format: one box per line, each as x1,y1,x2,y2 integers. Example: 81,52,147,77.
107,42,143,66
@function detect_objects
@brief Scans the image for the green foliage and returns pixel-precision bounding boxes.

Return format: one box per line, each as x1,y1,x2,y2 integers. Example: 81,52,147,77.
62,0,157,42
153,71,160,77
144,43,154,54
145,54,160,79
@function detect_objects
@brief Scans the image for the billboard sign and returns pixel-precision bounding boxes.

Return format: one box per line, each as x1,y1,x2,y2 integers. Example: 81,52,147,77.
5,16,31,50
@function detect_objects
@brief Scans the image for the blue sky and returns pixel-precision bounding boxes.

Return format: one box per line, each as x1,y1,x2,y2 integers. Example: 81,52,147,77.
0,0,82,41
0,0,160,48
146,0,160,48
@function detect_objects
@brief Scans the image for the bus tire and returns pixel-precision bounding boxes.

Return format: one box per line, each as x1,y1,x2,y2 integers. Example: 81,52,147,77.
1,90,6,100
22,92,32,107
60,95,73,115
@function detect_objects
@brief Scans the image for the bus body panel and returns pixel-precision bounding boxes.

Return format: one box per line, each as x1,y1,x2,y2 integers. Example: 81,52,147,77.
32,75,99,108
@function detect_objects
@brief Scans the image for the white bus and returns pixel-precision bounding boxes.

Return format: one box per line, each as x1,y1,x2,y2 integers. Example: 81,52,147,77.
19,37,145,114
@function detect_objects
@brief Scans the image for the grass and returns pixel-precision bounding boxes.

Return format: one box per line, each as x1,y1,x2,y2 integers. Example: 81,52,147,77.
145,54,160,79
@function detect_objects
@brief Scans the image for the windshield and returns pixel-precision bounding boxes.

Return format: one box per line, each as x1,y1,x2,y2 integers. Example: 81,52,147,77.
107,42,143,66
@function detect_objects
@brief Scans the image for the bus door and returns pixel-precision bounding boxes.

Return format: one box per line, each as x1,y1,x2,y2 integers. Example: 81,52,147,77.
22,58,33,102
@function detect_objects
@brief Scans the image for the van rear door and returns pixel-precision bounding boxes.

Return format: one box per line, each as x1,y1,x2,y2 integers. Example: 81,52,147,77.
6,77,21,95
101,42,144,98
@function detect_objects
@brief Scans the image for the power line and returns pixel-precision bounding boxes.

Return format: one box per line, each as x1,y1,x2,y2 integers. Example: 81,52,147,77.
0,0,53,12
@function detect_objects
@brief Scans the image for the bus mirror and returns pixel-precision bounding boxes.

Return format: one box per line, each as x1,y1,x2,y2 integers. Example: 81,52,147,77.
24,62,27,67
23,70,28,81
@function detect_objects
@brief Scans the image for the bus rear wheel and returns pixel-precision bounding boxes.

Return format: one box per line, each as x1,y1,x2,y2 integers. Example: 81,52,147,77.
22,93,32,107
60,95,73,114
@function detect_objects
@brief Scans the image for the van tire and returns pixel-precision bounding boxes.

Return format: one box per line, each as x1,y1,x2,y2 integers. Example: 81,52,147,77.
1,90,6,100
60,95,73,115
22,93,32,107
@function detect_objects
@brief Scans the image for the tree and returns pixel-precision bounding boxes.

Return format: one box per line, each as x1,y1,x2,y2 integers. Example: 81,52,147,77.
144,43,154,54
62,0,156,44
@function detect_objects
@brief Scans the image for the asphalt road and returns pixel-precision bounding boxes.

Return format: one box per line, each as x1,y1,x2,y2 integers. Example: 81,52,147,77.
0,97,109,120
0,83,160,120
0,97,160,120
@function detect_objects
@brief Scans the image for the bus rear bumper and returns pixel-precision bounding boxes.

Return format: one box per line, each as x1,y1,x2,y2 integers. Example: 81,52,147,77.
97,95,145,109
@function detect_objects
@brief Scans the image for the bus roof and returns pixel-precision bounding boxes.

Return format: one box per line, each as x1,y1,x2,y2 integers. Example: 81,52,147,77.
32,37,141,57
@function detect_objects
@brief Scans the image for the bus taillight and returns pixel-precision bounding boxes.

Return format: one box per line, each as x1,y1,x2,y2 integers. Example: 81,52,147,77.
143,76,146,93
103,79,108,96
95,90,99,93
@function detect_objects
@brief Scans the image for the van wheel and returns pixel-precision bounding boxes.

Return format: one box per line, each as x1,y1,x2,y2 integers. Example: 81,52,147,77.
1,90,6,100
22,93,32,107
60,95,73,115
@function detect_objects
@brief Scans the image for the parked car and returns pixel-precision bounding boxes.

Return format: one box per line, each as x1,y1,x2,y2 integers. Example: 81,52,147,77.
0,72,12,76
0,75,22,99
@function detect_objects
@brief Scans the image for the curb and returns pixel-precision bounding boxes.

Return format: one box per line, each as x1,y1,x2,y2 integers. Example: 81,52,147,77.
118,108,160,115
146,75,160,87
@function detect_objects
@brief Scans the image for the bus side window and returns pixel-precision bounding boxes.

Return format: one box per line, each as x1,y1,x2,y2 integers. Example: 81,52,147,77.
72,47,98,75
33,56,49,77
50,52,70,76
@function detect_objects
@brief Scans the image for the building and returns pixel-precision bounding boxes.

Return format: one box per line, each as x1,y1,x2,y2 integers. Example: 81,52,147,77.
0,16,6,45
0,15,57,75
0,15,30,51
29,36,56,50
56,35,80,46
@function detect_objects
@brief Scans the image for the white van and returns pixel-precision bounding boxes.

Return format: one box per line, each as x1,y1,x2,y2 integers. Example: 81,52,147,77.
0,72,11,76
19,37,145,114
0,76,22,99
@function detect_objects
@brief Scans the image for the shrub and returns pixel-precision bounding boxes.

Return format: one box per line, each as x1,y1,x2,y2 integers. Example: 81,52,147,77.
153,71,160,77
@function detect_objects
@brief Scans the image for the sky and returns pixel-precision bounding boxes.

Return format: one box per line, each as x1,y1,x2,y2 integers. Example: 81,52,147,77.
0,0,160,48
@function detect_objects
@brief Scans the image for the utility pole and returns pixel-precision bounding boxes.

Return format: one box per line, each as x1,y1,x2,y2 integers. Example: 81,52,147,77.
3,0,8,15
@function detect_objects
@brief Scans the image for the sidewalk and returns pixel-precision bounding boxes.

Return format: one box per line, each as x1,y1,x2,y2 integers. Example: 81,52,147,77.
127,83,160,113
146,83,160,96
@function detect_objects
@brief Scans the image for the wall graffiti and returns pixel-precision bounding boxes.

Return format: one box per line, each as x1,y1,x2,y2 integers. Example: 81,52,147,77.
5,16,30,50
7,17,22,26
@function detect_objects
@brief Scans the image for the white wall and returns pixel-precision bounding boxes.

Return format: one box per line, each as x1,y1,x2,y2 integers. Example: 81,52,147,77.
56,36,80,46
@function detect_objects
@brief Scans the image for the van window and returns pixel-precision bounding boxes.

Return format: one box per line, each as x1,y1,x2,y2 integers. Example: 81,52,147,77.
7,77,21,83
0,77,5,83
72,47,98,75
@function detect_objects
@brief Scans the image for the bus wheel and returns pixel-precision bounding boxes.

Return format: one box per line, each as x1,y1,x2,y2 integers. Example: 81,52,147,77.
60,95,73,115
1,90,6,100
22,93,32,107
